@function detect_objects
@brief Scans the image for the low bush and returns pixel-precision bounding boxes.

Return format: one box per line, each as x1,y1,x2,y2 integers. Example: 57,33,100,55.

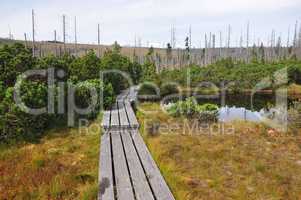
160,84,180,97
0,81,50,142
137,83,160,100
165,97,219,122
288,101,301,134
195,103,219,122
72,79,115,119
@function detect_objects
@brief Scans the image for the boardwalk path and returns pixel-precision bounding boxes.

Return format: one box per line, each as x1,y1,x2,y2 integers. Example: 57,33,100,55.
98,87,175,200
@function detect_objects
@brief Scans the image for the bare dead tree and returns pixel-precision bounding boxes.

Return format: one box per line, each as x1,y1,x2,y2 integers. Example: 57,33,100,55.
227,25,231,48
299,25,301,48
219,31,222,57
170,26,176,48
270,29,275,60
24,33,28,48
246,21,250,62
212,34,216,49
8,26,13,40
239,31,243,48
54,30,58,56
227,24,231,58
293,21,298,48
74,16,78,55
205,34,208,65
209,32,212,48
32,9,36,57
97,23,101,57
62,14,66,53
276,36,282,59
54,30,57,42
239,30,243,60
287,26,291,47
139,37,142,47
212,34,216,62
208,32,212,63
271,29,275,48
246,21,250,49
189,25,192,49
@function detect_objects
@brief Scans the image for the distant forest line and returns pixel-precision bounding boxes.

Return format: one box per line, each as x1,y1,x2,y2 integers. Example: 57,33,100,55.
1,37,301,72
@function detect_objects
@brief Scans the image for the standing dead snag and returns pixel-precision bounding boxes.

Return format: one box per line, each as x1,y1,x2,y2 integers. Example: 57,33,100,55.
74,16,78,56
24,33,28,49
62,14,66,53
32,9,35,57
98,23,101,57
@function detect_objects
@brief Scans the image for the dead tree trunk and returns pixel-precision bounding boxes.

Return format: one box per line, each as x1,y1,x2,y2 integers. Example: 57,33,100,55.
32,9,35,57
74,17,78,56
62,15,66,53
24,33,28,49
98,23,101,57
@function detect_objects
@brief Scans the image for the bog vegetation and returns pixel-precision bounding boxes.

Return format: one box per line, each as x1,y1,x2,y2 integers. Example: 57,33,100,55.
157,58,301,92
165,97,219,122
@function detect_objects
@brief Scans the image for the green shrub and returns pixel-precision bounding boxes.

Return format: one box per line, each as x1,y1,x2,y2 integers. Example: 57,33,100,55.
72,79,115,119
160,84,179,97
195,104,219,122
0,43,35,87
69,51,100,82
166,97,219,121
100,45,133,93
0,81,4,101
137,83,160,100
0,82,50,142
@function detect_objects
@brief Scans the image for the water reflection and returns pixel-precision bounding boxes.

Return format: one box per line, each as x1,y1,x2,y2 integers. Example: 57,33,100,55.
218,106,289,123
219,106,263,122
160,92,299,123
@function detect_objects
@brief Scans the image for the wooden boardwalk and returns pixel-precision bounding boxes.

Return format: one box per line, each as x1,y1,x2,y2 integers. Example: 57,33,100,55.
98,87,175,200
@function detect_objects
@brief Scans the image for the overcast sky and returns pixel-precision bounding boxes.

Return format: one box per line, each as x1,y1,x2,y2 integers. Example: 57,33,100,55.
0,0,300,48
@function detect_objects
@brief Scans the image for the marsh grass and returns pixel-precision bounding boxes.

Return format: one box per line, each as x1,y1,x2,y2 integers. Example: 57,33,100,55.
137,103,301,200
0,119,101,200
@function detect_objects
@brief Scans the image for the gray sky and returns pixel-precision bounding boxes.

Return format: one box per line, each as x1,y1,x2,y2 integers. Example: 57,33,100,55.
0,0,300,48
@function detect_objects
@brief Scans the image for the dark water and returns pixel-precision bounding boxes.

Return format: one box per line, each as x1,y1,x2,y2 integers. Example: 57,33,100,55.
161,93,300,122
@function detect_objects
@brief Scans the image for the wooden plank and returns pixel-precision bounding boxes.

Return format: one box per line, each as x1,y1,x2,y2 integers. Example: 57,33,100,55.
124,102,139,128
117,89,129,102
111,131,135,200
110,109,120,128
122,131,155,200
98,132,115,200
129,86,138,102
131,130,175,200
101,111,111,130
118,102,130,128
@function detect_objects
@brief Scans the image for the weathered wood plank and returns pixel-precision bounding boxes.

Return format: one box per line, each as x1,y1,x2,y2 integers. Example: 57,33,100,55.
131,130,175,200
101,111,111,130
98,132,115,200
128,86,138,102
117,89,130,102
111,131,135,200
99,86,175,200
118,102,130,128
124,102,139,128
110,109,120,128
122,131,155,200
